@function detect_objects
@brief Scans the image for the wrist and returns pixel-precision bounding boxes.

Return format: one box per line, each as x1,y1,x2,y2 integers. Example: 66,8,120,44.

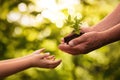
24,56,33,68
98,31,112,45
27,54,39,67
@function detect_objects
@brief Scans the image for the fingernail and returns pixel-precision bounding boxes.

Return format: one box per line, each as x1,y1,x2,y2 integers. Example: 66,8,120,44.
45,52,50,55
69,41,75,47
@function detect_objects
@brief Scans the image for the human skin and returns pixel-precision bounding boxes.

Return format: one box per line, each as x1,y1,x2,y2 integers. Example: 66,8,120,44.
0,49,61,78
82,3,120,32
58,3,120,55
59,23,120,55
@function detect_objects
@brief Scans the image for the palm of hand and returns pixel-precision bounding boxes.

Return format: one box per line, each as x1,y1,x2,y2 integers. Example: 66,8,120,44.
59,31,105,55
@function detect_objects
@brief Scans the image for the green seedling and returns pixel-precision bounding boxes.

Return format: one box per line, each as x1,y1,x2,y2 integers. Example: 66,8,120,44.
64,15,84,44
64,15,82,34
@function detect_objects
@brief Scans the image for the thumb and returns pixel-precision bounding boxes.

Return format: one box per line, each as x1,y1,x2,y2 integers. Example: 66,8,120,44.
32,48,45,54
68,35,86,47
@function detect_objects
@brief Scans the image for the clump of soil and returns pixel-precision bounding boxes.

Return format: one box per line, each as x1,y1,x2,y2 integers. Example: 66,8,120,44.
64,32,84,44
63,15,84,44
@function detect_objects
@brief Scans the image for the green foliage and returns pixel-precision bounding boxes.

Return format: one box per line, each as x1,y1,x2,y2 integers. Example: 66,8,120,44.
0,0,120,80
64,15,82,34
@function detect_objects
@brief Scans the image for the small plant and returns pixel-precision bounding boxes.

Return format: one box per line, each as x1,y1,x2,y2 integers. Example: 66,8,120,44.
64,15,84,44
64,15,82,34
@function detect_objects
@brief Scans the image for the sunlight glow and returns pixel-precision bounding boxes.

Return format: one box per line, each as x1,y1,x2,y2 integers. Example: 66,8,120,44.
7,0,81,27
35,0,58,11
35,14,44,23
7,12,21,22
33,0,80,27
20,15,36,26
28,4,35,12
18,3,27,12
41,10,65,28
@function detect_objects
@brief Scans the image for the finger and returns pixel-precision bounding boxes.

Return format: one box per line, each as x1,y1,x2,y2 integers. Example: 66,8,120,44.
59,42,88,54
68,34,86,47
51,57,55,61
45,55,55,60
58,44,79,55
61,38,64,44
33,48,45,54
49,57,55,61
39,48,45,53
48,60,61,68
40,53,50,58
49,59,62,66
48,60,62,68
45,52,50,55
47,55,54,58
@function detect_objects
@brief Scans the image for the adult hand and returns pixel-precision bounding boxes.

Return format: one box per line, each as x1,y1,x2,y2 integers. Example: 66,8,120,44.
59,31,107,55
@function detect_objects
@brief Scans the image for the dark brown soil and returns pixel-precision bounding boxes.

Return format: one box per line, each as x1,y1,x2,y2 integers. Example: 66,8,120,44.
64,32,84,44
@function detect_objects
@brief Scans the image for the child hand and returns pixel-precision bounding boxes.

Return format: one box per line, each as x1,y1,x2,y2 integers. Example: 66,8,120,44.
29,49,62,69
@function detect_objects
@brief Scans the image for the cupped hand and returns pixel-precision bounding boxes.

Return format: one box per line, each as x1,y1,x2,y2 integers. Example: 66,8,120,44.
29,49,62,69
59,31,106,55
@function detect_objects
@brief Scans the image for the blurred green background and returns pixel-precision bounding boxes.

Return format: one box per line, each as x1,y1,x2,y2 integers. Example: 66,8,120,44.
0,0,120,80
